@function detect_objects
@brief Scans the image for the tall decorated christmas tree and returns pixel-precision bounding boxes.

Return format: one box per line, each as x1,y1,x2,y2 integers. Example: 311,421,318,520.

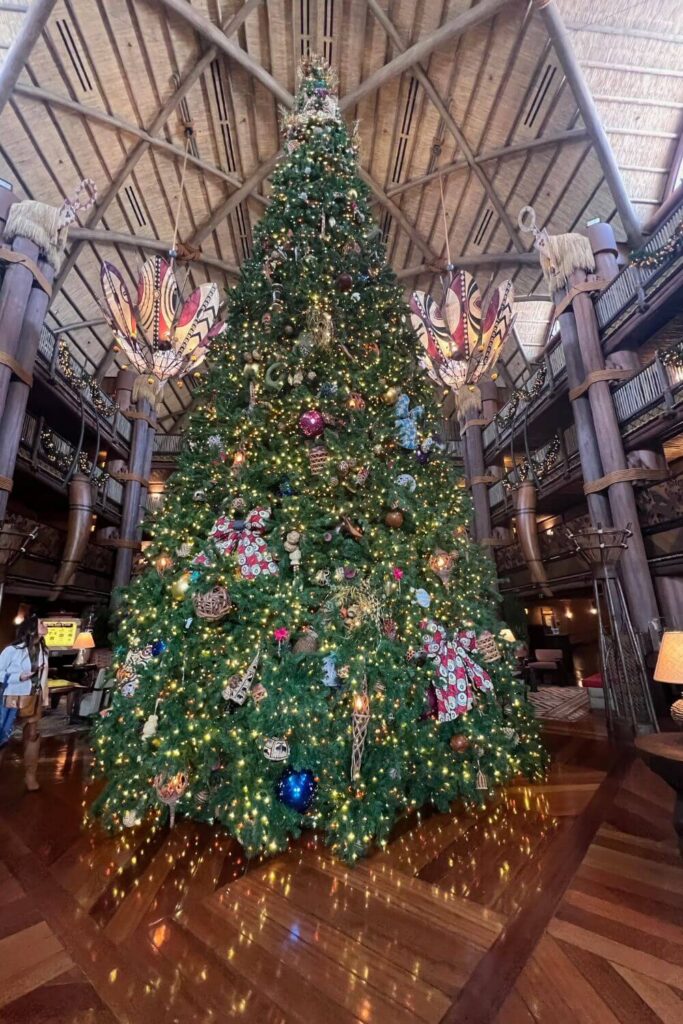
93,59,544,861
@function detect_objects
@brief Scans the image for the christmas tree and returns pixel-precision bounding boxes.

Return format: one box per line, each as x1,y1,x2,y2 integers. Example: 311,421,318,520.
93,59,544,861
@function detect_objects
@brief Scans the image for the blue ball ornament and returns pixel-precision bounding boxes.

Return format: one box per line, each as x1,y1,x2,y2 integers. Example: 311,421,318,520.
277,768,317,813
151,639,167,657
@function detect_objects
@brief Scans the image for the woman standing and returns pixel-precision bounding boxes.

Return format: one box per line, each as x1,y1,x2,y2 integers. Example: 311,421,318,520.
0,615,49,789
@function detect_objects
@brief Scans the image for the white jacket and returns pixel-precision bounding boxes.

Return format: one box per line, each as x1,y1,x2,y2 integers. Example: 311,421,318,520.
0,643,49,699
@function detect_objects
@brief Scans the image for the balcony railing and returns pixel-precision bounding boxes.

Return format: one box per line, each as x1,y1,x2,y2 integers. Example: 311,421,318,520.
595,195,683,335
489,358,683,514
153,433,183,455
483,347,567,452
37,327,133,445
18,412,124,516
489,422,580,512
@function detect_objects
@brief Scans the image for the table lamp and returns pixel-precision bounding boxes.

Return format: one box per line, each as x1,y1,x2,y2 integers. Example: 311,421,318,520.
654,631,683,725
72,628,95,667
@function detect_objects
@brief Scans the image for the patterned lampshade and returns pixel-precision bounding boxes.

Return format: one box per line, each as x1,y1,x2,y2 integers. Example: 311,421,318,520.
654,631,683,684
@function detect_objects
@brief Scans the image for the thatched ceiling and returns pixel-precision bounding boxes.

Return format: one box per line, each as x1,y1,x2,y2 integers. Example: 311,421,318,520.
1,0,681,429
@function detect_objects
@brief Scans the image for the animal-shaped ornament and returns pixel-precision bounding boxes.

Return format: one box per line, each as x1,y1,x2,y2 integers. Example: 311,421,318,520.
394,393,424,450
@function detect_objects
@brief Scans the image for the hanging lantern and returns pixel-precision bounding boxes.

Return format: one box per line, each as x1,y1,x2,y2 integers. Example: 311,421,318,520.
100,256,224,406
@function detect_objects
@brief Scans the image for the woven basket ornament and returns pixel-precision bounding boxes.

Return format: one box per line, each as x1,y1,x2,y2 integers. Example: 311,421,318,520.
477,630,501,663
309,445,329,475
193,585,232,621
293,627,319,654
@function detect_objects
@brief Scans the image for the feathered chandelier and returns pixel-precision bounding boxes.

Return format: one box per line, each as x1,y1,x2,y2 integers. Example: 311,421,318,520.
100,256,224,406
410,270,514,418
99,128,224,407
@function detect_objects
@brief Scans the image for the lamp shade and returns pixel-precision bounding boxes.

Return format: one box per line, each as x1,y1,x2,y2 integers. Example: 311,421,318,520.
73,630,95,651
654,631,683,684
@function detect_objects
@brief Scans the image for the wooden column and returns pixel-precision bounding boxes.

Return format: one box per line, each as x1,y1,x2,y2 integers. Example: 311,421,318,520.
556,295,611,527
112,393,156,594
463,411,492,548
569,226,659,631
655,577,683,629
0,238,54,524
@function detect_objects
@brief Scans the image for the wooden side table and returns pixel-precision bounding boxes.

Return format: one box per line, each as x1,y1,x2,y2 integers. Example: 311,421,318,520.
634,732,683,856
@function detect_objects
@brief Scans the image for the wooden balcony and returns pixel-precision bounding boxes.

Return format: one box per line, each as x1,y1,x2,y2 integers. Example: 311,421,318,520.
33,327,133,457
15,411,124,523
489,358,683,522
483,192,683,464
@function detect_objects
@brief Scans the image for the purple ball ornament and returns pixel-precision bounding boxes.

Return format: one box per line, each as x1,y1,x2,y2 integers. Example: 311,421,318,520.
299,409,325,438
416,445,431,465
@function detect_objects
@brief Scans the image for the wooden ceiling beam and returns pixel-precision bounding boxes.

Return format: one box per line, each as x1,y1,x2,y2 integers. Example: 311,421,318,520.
366,0,524,253
396,251,539,279
51,0,263,298
387,128,589,198
193,150,281,244
535,0,643,248
0,0,57,116
566,22,683,46
69,226,239,275
13,83,270,199
340,0,512,112
152,0,291,105
357,168,436,260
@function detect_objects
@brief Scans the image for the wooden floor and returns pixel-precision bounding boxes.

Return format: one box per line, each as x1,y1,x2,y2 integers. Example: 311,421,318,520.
0,718,681,1024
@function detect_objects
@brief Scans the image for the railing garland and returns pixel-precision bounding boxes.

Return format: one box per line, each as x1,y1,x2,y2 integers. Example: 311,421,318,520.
495,363,547,431
57,339,117,418
39,428,109,487
502,433,562,493
629,219,683,270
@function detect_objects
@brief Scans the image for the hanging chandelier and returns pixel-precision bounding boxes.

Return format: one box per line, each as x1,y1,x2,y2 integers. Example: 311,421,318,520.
410,269,514,418
99,256,224,406
99,127,224,407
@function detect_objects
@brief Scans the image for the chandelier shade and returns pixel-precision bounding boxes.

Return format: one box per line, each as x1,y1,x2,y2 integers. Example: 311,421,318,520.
100,256,224,404
410,270,514,414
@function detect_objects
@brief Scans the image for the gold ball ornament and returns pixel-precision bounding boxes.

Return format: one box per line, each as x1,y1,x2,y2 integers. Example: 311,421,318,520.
384,509,404,529
171,572,191,600
382,386,401,405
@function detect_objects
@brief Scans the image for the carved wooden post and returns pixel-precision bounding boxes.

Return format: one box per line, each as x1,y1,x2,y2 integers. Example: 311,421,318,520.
463,410,492,549
555,292,611,527
0,229,54,524
568,223,659,632
111,394,156,595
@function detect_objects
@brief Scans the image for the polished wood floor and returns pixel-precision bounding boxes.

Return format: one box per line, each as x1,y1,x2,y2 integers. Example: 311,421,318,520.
0,718,681,1024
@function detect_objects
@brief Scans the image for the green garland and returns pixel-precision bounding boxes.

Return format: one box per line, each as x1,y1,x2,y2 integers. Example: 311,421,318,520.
58,340,117,418
629,220,683,270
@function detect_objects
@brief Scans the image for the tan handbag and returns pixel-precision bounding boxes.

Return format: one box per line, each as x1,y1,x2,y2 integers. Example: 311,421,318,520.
3,692,39,718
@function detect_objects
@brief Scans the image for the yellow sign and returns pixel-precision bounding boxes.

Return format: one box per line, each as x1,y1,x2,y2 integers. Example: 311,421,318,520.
43,618,81,650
